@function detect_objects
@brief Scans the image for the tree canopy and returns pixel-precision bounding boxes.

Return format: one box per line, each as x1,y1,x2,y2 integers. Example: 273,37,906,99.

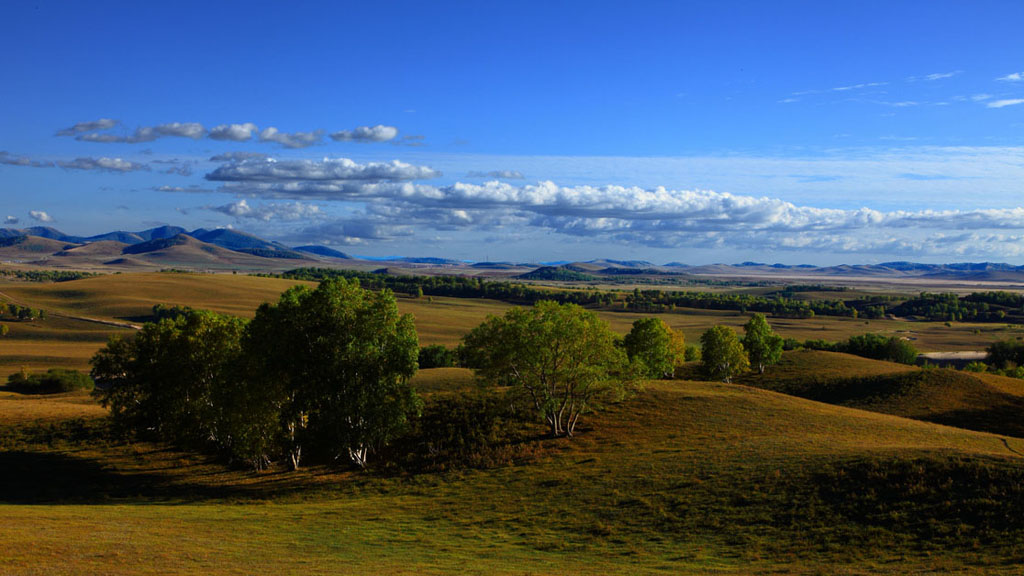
623,317,683,378
463,301,628,437
91,278,421,470
741,313,784,374
700,325,750,383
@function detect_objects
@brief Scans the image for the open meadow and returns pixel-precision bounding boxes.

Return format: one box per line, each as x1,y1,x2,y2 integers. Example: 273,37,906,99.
2,272,1024,574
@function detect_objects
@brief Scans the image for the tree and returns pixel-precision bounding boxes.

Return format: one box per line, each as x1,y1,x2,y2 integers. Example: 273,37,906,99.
463,301,628,437
90,310,246,445
843,333,919,365
741,313,783,374
622,317,682,378
243,278,421,468
700,325,749,383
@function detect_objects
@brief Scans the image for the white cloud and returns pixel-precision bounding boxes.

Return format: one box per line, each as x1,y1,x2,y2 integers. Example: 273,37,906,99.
5,216,19,225
77,122,206,143
209,123,258,141
56,157,149,172
988,99,1024,109
258,127,324,148
55,118,119,136
29,210,54,223
329,125,399,143
207,199,324,222
205,156,441,198
997,72,1024,82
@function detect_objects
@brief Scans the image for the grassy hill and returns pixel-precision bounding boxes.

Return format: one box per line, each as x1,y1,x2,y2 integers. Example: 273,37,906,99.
2,378,1024,574
740,349,1024,438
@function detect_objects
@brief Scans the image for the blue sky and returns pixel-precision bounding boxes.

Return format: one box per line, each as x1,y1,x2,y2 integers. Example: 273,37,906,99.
2,0,1024,264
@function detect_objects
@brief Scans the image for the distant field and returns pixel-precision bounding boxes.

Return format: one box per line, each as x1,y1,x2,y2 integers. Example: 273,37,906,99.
2,271,1023,379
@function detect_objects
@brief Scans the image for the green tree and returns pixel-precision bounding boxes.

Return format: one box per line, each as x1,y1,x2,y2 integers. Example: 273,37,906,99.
463,301,628,437
700,325,749,383
741,313,783,374
623,317,681,378
90,310,246,445
244,278,421,468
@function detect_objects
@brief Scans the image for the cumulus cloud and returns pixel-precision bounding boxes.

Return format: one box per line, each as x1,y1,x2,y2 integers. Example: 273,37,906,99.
57,157,150,172
258,127,324,148
209,123,258,141
988,99,1024,109
0,151,53,168
205,156,441,198
29,210,54,223
77,122,206,143
329,125,399,143
5,216,19,225
208,151,267,162
206,199,324,222
55,118,119,136
997,72,1023,82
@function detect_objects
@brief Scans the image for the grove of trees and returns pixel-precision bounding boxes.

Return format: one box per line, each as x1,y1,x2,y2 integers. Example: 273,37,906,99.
91,278,421,471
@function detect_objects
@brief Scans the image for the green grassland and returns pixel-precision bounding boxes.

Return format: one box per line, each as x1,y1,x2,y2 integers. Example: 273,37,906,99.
3,371,1024,574
3,272,1024,574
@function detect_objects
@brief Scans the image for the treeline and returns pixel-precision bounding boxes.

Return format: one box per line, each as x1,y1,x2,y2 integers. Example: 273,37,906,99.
890,292,1013,322
797,333,919,365
267,268,1024,323
6,369,93,394
0,269,98,282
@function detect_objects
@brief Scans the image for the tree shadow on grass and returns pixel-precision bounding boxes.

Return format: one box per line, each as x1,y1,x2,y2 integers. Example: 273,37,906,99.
0,450,324,505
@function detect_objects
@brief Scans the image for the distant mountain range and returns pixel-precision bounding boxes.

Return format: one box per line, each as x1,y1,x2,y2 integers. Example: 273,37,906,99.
5,224,1024,283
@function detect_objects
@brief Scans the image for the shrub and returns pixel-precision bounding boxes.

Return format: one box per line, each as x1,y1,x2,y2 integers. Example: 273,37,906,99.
6,369,94,394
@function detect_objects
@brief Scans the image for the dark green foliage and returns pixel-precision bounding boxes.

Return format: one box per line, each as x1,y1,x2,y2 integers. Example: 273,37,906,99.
418,344,455,368
842,333,918,364
90,310,246,446
986,339,1024,369
517,266,598,282
150,303,194,322
242,278,421,468
91,280,422,471
408,389,527,469
6,369,94,394
0,269,98,282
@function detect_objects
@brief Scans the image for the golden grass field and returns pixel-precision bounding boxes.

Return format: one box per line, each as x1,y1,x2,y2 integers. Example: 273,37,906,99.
3,272,1024,574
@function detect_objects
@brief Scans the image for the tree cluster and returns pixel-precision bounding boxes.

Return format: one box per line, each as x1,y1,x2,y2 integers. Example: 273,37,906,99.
91,278,420,471
0,303,45,321
699,314,784,382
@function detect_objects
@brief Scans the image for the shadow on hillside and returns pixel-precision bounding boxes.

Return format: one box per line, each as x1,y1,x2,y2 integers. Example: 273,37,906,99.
929,398,1024,439
0,451,316,504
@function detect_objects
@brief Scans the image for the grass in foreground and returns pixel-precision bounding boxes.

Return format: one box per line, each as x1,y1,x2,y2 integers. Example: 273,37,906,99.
2,375,1024,574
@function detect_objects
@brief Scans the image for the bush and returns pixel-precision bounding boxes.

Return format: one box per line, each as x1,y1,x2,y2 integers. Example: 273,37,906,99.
409,389,526,469
6,369,94,394
842,333,918,365
418,344,455,369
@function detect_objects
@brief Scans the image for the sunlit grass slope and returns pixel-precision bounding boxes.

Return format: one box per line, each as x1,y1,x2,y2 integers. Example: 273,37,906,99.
2,378,1024,574
742,349,1024,438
